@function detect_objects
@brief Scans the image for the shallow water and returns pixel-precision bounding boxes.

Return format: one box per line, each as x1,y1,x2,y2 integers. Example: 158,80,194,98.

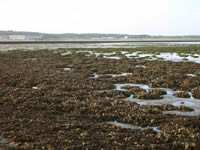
106,73,132,77
135,64,146,68
121,51,129,54
2,42,200,51
94,52,115,57
91,72,200,116
90,73,132,78
114,83,200,116
90,73,100,78
32,87,38,90
125,52,140,57
187,74,196,77
125,52,200,63
57,46,200,63
103,56,121,60
63,68,71,71
59,48,200,64
107,121,162,133
157,53,200,63
156,53,200,63
61,51,72,56
138,54,154,57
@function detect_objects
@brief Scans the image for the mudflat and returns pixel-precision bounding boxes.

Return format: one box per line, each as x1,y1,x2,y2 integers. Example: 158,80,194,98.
0,48,200,149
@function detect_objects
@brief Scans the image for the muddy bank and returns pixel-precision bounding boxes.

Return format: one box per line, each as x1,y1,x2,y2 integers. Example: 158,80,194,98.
0,49,200,149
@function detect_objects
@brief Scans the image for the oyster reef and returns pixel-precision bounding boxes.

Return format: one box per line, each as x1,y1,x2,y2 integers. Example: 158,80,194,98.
1,45,200,149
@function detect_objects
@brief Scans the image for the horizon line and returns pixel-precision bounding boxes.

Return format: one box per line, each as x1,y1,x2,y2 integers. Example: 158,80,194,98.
1,40,200,44
1,30,200,37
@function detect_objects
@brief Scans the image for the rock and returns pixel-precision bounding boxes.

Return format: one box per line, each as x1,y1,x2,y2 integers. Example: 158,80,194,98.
181,79,200,91
134,91,162,100
149,89,167,95
128,86,146,94
174,92,190,98
191,87,200,99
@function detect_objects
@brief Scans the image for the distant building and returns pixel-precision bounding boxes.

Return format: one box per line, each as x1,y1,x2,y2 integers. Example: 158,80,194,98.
0,35,9,40
9,35,26,40
0,34,42,40
124,36,129,39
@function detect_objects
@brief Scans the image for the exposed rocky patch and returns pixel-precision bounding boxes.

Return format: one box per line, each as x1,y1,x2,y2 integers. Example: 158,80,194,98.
149,89,167,95
134,89,166,100
191,87,200,99
174,92,191,98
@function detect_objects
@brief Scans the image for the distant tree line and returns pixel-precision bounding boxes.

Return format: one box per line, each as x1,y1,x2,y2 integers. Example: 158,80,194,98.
0,30,200,40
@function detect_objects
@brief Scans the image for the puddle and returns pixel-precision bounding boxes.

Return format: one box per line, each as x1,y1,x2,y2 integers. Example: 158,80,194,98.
94,52,116,57
125,51,141,57
123,52,200,63
155,53,200,63
138,54,153,57
96,90,107,93
103,56,121,60
106,73,132,77
162,88,174,95
121,51,129,54
114,83,200,116
32,87,38,90
125,52,154,60
188,92,195,99
156,53,183,62
61,51,72,56
62,50,200,63
89,73,100,79
90,73,132,78
124,52,200,63
172,101,194,106
63,68,71,71
107,121,162,133
136,101,148,105
126,95,200,116
136,65,146,68
187,74,196,77
75,50,122,60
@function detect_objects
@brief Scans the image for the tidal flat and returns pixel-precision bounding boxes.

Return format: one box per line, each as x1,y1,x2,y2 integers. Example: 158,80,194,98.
1,46,200,149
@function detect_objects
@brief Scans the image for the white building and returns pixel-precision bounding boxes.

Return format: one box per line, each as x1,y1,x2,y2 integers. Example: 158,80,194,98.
124,36,129,39
9,35,26,40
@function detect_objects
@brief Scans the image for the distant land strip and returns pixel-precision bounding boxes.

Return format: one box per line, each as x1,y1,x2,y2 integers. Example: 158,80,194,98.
0,40,200,44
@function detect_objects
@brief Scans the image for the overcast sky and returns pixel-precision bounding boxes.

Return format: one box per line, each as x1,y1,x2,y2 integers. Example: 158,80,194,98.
0,0,200,35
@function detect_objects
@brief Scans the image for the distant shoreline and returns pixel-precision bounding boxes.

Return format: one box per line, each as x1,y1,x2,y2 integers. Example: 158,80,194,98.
1,40,200,44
